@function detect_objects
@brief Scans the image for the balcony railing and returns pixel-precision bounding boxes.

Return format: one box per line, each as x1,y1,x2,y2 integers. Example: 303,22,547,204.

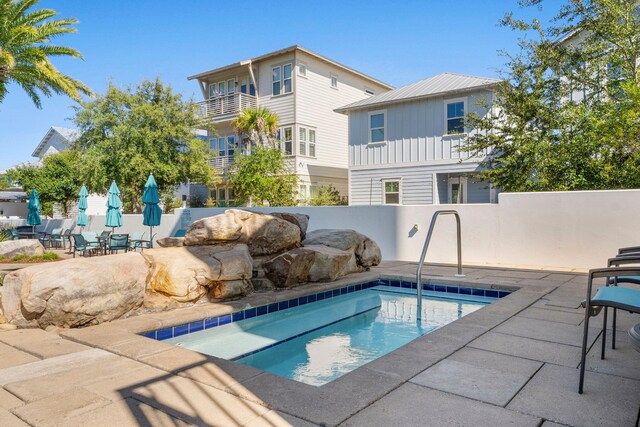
196,92,257,121
209,155,235,172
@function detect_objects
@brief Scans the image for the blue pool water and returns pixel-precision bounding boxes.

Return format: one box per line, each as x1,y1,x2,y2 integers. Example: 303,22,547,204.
162,285,497,386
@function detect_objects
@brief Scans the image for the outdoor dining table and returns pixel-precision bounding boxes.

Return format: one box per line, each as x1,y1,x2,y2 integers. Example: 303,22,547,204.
18,231,37,239
95,235,109,255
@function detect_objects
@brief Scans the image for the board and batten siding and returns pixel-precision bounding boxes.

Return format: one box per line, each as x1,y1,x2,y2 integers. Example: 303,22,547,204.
348,89,493,167
350,165,434,205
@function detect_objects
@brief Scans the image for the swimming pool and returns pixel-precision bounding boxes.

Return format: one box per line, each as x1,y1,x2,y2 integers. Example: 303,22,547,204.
144,280,508,386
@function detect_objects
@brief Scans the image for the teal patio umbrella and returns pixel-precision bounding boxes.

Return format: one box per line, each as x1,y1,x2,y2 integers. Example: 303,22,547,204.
26,189,41,233
105,181,123,231
77,185,89,228
142,174,161,248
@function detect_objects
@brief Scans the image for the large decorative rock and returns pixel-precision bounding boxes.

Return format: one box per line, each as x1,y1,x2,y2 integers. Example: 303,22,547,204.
0,239,45,258
142,244,252,302
208,279,252,300
184,209,301,256
271,212,310,240
1,253,148,328
303,229,382,271
156,237,185,247
304,245,354,282
264,248,316,288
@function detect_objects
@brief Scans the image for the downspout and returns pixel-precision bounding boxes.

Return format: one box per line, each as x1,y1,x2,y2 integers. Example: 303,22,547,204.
247,60,258,107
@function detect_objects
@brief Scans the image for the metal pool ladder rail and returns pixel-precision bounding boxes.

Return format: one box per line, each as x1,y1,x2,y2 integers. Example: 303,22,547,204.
416,210,465,319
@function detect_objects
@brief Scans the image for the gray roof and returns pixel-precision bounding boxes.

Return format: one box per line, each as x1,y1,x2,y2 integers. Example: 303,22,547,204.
0,191,27,202
187,45,393,90
32,126,81,158
335,72,501,113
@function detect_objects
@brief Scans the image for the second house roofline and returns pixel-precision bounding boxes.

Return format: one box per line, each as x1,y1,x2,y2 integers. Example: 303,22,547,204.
187,45,394,90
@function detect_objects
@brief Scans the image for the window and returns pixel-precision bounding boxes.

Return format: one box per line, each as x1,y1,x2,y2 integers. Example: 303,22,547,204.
209,137,217,151
227,79,236,94
308,129,316,157
218,137,226,157
209,135,236,157
330,73,338,88
383,180,400,205
272,63,293,96
369,111,385,143
227,188,235,207
299,185,307,201
218,188,227,206
446,100,465,134
208,83,216,98
298,126,317,157
278,126,293,155
299,127,307,156
298,62,307,77
218,82,225,95
227,135,235,156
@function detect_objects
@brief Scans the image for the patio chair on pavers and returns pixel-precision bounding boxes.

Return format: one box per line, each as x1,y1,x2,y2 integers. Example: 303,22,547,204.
48,228,64,248
128,231,145,251
109,234,129,254
61,229,72,251
578,261,640,393
70,234,100,258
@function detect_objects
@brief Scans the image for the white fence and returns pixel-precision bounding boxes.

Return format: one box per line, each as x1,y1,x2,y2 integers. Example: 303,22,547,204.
3,190,639,270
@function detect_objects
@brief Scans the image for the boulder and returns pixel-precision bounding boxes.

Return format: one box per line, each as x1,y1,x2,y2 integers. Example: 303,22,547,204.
271,212,310,240
208,279,252,300
0,239,45,258
142,244,252,302
1,253,148,328
264,248,316,288
304,245,354,282
156,237,185,247
184,210,301,256
303,229,382,270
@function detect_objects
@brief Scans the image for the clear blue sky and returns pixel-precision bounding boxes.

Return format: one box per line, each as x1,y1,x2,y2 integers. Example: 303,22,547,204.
0,0,561,171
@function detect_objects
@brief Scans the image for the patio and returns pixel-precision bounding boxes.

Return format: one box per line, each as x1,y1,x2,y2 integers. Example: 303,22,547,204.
0,261,638,426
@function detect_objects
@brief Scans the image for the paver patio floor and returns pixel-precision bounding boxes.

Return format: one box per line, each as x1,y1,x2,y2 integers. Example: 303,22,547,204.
0,262,638,426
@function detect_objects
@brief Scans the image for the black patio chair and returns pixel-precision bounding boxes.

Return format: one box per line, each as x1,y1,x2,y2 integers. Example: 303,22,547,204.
109,234,129,254
70,234,101,258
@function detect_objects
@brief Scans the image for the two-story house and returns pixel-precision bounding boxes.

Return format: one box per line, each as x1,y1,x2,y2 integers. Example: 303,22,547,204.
336,73,501,205
187,45,392,205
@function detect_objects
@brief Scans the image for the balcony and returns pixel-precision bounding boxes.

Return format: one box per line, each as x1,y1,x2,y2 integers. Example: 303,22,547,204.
196,92,257,122
209,155,235,173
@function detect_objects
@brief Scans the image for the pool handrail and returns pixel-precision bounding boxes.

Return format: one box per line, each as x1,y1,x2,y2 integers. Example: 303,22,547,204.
416,210,464,319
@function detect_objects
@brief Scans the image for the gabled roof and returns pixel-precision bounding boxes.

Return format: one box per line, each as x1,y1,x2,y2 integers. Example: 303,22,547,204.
187,45,393,90
335,72,501,113
32,126,81,158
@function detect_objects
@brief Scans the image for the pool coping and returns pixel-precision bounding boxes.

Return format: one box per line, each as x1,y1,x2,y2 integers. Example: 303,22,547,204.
59,270,556,426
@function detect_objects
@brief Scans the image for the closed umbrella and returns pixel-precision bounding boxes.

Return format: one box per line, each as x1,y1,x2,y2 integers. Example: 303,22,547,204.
77,185,89,228
105,181,123,231
26,189,41,235
142,174,161,248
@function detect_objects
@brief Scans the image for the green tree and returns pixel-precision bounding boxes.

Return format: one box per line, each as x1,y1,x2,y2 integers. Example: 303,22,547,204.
464,0,640,191
227,107,298,206
227,146,298,206
0,0,91,107
73,79,216,213
309,185,348,206
7,150,83,217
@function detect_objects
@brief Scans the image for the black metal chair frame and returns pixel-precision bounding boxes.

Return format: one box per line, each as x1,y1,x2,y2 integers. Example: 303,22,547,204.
579,259,640,394
109,234,130,254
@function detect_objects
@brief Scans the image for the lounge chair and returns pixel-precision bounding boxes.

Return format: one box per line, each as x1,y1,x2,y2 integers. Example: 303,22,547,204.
109,234,129,254
578,257,640,393
70,234,101,258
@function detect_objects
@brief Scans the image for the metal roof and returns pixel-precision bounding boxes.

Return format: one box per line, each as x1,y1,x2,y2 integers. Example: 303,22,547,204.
335,73,501,113
32,126,81,158
0,191,27,202
187,45,393,90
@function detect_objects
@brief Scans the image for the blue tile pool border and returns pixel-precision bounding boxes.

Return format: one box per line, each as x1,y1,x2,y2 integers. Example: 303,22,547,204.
140,280,512,341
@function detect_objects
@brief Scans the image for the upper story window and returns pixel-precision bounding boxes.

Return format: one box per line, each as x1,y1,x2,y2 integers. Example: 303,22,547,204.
298,63,307,77
218,82,226,95
208,83,216,98
272,63,293,96
209,135,236,157
298,126,317,157
369,111,386,144
227,79,236,94
277,126,293,155
330,73,338,88
383,180,400,205
446,100,465,134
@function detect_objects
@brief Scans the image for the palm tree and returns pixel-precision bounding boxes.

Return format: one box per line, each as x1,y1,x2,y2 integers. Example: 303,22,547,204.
232,106,279,148
0,0,91,108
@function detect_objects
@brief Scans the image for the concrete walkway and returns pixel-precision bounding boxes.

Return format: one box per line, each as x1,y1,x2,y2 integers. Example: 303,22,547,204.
0,262,638,426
